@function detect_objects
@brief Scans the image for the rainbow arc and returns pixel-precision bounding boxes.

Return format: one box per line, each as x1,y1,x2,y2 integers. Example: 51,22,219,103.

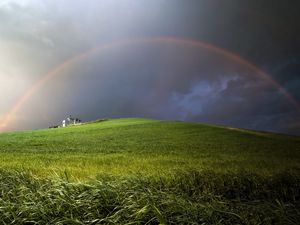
1,37,299,131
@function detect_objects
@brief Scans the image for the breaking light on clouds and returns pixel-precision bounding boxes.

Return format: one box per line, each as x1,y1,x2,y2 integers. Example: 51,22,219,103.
0,0,299,134
170,77,240,119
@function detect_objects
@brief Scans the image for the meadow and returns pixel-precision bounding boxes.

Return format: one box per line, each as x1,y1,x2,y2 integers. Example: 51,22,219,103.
0,118,299,224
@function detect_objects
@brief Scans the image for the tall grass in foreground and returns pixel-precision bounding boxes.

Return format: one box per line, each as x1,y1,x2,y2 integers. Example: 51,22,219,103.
0,169,299,224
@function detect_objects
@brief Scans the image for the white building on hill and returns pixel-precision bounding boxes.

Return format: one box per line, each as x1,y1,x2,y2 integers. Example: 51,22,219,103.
62,115,81,127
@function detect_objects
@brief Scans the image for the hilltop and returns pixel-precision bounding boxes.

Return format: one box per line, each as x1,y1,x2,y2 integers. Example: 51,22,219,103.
0,118,299,179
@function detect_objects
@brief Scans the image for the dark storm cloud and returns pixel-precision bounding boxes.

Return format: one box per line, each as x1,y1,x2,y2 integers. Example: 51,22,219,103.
271,58,300,100
0,0,299,134
179,77,298,134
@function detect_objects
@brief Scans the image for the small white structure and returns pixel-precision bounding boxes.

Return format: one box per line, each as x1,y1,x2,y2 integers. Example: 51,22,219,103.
62,115,81,127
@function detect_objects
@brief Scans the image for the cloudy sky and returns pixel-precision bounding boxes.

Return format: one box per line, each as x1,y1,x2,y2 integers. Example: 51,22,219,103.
0,0,299,134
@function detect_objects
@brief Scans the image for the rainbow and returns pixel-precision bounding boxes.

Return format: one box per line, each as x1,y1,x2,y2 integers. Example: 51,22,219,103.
1,37,299,131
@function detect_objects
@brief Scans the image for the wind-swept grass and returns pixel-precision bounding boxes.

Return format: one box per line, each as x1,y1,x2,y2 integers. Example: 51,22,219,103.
0,169,299,224
0,118,299,224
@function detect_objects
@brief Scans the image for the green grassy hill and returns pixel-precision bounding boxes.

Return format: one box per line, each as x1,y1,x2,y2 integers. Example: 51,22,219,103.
0,118,299,224
0,118,299,179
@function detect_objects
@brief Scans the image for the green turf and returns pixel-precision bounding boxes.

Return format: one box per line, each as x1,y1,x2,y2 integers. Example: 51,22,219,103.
0,118,299,224
0,118,299,180
0,118,300,179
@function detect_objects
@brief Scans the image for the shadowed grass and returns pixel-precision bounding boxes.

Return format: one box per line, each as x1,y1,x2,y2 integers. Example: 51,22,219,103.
0,169,299,224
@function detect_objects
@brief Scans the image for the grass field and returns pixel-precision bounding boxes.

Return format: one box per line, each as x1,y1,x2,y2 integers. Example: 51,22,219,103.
0,118,299,224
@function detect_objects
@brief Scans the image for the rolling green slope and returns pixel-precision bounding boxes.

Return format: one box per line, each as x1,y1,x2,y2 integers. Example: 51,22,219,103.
0,118,299,179
0,118,300,224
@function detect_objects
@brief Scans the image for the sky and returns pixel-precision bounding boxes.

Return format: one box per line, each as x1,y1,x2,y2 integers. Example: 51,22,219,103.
0,0,299,135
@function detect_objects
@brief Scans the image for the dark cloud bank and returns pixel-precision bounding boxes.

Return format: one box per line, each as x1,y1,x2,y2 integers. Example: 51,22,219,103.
0,0,299,135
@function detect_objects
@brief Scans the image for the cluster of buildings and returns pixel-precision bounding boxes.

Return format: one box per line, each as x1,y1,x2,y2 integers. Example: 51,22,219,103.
49,115,81,129
62,116,81,127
